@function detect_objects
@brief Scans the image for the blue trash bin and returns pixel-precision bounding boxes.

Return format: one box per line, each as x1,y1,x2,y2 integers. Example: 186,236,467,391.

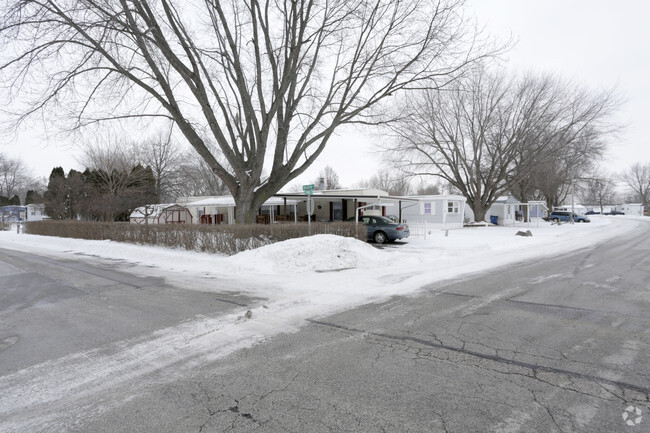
490,215,498,225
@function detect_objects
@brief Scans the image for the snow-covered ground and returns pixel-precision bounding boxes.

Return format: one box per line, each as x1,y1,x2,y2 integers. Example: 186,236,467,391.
0,216,648,430
1,216,647,329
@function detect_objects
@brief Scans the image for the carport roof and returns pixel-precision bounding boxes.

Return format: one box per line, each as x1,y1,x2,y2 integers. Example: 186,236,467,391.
187,195,299,207
273,192,419,202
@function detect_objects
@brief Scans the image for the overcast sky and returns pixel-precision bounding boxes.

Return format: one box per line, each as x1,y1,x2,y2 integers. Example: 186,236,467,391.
2,1,649,189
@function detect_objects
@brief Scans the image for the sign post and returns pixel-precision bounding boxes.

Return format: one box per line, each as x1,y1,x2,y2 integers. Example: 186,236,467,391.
302,184,315,235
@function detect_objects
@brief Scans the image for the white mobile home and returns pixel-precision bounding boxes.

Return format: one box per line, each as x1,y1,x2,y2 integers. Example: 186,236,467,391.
26,203,48,221
399,195,467,229
620,203,645,216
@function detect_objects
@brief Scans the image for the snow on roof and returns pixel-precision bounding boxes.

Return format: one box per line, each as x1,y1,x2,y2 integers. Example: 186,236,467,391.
187,196,298,207
315,188,389,196
129,204,185,219
401,194,466,201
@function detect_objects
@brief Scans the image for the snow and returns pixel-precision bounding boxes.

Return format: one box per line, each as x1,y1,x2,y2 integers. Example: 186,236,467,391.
0,215,648,430
1,216,646,316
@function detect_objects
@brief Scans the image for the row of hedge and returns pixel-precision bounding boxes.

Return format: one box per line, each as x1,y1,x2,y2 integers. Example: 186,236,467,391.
24,220,367,256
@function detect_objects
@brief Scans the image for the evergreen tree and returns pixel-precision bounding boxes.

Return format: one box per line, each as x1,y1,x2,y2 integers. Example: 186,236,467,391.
43,167,68,219
25,190,43,205
9,195,20,205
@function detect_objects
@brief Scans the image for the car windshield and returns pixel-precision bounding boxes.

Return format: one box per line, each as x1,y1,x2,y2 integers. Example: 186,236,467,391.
373,216,394,224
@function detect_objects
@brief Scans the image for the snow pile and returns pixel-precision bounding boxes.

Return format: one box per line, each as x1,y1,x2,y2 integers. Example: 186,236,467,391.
223,234,387,273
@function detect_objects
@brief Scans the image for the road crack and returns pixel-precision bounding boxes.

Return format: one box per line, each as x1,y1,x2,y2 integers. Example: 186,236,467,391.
307,319,650,400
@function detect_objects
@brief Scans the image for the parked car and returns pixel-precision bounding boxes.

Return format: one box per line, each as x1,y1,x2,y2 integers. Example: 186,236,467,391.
607,210,625,215
585,210,600,215
549,211,591,223
347,215,410,243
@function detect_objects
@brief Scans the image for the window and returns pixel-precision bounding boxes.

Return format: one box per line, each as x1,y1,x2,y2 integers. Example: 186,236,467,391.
332,201,342,221
420,202,436,215
448,201,459,213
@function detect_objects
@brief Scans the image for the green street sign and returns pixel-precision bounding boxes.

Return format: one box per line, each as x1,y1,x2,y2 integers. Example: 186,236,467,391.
302,184,315,192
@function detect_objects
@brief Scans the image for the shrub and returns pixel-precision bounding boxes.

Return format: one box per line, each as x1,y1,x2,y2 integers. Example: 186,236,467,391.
24,221,367,255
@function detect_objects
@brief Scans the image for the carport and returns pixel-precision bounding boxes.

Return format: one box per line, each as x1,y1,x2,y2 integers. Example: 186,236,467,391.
273,191,419,223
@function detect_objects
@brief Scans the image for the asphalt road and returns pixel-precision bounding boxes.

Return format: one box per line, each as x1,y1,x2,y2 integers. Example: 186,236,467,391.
1,222,649,432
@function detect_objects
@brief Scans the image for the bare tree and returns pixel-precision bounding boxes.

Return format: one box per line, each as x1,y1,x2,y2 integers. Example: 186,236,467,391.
314,165,341,190
78,138,157,220
1,0,495,222
133,128,185,202
580,174,617,214
175,151,230,198
620,162,650,208
415,180,442,196
359,169,413,196
518,128,607,212
0,153,31,201
387,69,620,221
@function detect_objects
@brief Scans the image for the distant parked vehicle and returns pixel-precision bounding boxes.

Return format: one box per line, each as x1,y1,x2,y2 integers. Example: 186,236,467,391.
347,215,410,244
549,211,591,223
606,210,625,215
585,210,600,215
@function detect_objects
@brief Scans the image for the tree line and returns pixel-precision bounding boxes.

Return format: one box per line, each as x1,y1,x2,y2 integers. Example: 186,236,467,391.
0,1,646,222
43,165,156,221
40,134,231,221
384,68,621,221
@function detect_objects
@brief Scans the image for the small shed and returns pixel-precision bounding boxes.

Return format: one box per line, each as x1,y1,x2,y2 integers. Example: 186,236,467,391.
129,204,193,224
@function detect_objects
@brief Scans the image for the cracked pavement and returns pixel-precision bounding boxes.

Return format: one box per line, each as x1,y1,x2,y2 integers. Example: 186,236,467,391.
57,225,650,432
2,223,650,432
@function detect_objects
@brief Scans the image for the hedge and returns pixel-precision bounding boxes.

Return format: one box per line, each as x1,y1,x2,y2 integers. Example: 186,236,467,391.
24,220,367,256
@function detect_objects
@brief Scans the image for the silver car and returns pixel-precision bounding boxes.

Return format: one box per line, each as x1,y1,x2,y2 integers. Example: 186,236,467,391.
349,215,410,244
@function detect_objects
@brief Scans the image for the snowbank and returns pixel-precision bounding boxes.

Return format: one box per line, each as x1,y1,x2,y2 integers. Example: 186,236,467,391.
222,234,388,273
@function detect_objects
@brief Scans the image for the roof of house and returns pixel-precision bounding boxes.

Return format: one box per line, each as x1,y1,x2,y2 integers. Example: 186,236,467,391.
400,194,467,201
129,203,188,219
187,196,299,207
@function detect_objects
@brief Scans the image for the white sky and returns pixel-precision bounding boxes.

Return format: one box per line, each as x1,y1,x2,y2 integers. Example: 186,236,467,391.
1,1,648,187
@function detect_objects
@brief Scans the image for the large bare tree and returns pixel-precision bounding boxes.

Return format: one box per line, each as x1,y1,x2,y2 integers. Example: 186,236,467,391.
387,69,620,221
1,0,491,222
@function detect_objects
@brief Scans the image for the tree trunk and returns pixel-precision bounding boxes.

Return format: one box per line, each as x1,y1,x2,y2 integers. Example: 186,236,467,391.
469,200,488,223
234,188,266,224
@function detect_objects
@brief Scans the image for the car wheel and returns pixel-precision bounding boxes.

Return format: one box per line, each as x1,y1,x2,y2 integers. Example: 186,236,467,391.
577,219,583,223
373,231,387,244
552,218,559,223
